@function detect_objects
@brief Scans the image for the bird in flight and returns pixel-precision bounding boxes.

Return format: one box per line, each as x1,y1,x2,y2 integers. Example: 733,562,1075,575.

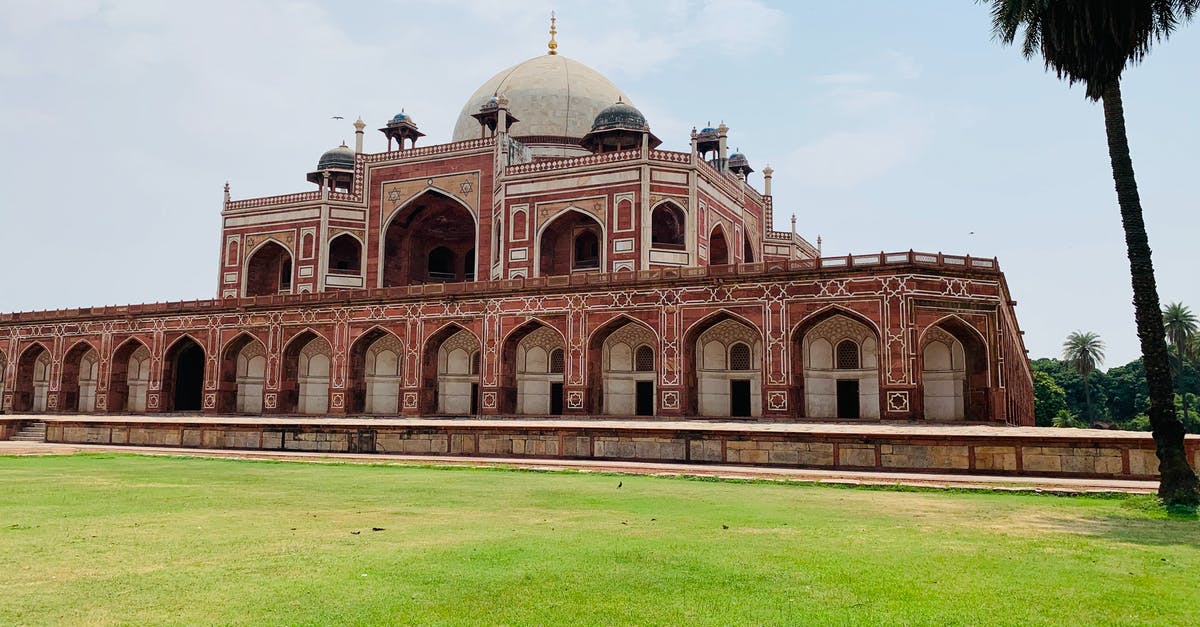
331,115,344,120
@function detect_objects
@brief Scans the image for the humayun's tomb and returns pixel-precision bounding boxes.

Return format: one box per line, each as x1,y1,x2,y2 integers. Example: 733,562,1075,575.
14,23,1175,481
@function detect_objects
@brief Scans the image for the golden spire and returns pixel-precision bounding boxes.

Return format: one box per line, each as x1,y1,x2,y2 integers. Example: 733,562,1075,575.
547,12,558,55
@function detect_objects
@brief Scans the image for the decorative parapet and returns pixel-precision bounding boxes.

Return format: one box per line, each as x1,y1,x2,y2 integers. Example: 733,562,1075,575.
0,250,1002,323
504,149,640,175
696,158,744,204
361,137,494,163
648,149,690,164
224,191,323,211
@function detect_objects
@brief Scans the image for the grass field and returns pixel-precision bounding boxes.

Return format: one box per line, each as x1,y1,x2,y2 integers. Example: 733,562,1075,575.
1,454,1197,625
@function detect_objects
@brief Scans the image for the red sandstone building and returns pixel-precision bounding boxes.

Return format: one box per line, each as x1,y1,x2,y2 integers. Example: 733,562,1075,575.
0,33,1034,426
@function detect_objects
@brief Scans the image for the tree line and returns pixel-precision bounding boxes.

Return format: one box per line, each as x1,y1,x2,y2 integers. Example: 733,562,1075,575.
1033,303,1200,433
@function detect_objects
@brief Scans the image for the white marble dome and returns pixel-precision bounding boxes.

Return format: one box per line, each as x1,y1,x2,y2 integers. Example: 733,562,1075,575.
452,54,631,144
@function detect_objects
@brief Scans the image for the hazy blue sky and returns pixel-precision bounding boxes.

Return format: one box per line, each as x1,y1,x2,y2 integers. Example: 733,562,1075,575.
1,0,1196,365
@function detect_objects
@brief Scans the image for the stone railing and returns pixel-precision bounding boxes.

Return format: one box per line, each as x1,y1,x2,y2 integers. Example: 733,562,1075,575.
0,251,1002,323
648,149,691,164
224,191,323,211
362,137,494,163
504,149,640,175
696,158,743,203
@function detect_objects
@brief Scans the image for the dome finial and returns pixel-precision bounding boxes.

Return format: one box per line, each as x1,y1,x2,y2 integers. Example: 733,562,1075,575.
547,11,558,55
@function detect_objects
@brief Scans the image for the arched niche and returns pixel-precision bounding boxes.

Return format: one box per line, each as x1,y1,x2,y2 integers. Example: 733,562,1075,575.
592,321,657,416
244,241,293,297
650,202,686,250
108,339,150,413
921,318,990,420
59,342,99,413
709,225,729,265
537,210,604,276
15,344,51,413
686,316,763,417
281,331,331,415
382,190,477,286
433,328,481,414
500,322,566,415
327,233,363,276
798,313,881,419
217,334,266,414
163,336,205,412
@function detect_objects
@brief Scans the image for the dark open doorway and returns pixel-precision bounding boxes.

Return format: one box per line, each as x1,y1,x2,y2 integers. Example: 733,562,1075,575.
636,381,654,416
730,379,751,417
550,382,564,415
836,380,860,419
173,343,205,411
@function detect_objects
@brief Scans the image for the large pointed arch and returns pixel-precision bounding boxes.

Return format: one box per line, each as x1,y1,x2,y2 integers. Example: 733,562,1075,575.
60,340,100,413
108,337,151,412
243,238,294,297
217,332,268,413
162,334,206,412
14,342,51,412
791,305,883,420
499,318,566,414
919,314,991,421
534,207,605,277
280,329,332,415
586,314,660,415
381,188,480,287
421,322,481,415
682,310,765,417
708,224,729,266
347,325,405,414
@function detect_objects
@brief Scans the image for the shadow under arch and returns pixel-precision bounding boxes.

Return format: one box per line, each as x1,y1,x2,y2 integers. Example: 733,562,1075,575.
534,207,604,277
243,238,293,297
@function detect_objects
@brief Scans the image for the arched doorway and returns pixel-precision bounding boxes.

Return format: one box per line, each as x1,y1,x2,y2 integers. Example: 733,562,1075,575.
108,339,150,413
795,313,881,419
651,202,686,250
424,327,480,415
162,337,205,412
500,322,566,415
244,241,293,297
281,332,331,415
921,318,989,420
327,233,363,277
59,342,99,412
355,331,404,414
709,226,729,265
538,210,603,276
14,344,51,412
743,233,755,263
588,319,657,416
217,334,266,413
382,191,477,286
686,316,763,417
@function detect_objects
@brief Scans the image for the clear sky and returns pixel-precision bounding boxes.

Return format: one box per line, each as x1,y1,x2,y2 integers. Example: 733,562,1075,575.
1,0,1196,365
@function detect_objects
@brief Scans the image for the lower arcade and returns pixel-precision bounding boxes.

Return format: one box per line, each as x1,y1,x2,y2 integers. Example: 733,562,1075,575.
1,254,1033,425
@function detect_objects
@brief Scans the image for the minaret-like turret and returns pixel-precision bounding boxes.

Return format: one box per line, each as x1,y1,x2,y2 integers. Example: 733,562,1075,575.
379,110,425,151
354,117,366,153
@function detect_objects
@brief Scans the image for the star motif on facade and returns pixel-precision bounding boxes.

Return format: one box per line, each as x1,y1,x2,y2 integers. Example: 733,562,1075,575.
459,180,473,195
387,190,401,202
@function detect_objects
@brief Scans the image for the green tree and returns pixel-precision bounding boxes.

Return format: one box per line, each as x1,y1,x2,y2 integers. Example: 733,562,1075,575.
986,0,1200,505
1163,302,1198,421
1062,331,1105,423
1032,369,1068,426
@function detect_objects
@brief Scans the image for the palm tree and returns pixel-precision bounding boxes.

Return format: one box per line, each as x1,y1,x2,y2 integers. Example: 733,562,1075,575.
1163,302,1198,421
1062,331,1105,423
987,0,1200,505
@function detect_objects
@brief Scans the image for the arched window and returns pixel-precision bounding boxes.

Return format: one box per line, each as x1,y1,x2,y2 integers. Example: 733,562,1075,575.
327,234,362,275
573,231,600,270
743,234,755,263
470,351,480,375
729,343,752,371
651,204,686,249
635,345,655,372
428,246,456,280
549,348,565,374
279,257,292,289
836,340,860,369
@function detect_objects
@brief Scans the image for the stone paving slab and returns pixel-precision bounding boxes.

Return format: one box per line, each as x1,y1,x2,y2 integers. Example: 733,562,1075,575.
7,414,1189,441
0,441,1159,495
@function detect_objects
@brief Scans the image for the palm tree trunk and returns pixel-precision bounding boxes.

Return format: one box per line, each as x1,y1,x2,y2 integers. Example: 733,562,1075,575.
1083,374,1095,423
1102,81,1199,505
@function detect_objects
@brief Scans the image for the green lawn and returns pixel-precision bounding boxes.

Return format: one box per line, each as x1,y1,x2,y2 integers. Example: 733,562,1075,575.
0,455,1197,625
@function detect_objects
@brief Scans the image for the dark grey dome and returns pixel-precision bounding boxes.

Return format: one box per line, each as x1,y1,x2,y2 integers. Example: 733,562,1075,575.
316,144,354,170
590,100,649,133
